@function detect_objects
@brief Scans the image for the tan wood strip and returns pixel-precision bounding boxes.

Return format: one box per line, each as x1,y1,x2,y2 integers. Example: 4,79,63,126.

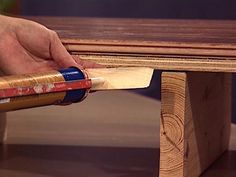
76,54,236,72
65,43,236,57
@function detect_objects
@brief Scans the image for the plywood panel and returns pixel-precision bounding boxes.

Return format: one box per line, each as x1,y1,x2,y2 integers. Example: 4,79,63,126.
26,17,236,72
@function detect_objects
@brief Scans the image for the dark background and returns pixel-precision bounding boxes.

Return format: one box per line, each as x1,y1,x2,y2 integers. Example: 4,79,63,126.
21,0,236,19
18,0,236,122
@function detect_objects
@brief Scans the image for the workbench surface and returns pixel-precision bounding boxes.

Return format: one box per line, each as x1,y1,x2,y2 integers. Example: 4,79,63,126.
4,17,234,177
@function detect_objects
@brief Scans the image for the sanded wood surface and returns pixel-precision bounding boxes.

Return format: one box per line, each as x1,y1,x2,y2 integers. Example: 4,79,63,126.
160,72,231,177
27,17,236,72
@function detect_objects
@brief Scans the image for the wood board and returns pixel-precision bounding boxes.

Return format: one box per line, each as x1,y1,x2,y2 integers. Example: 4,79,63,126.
27,17,236,72
160,72,231,177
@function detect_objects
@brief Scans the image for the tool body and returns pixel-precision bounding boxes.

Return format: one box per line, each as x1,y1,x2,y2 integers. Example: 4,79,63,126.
0,67,154,112
0,67,92,112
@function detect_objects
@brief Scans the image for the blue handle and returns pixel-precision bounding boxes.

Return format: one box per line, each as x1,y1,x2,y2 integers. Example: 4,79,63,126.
59,67,87,103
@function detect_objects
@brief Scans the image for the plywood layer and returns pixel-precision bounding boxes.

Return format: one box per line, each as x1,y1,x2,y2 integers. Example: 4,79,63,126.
28,17,236,72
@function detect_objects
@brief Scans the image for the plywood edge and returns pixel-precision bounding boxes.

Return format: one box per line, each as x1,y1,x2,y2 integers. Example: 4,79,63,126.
64,43,236,57
62,39,236,50
74,54,236,73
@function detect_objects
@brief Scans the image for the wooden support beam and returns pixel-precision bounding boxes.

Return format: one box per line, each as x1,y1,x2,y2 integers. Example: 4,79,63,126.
0,113,7,144
160,72,231,177
0,70,7,143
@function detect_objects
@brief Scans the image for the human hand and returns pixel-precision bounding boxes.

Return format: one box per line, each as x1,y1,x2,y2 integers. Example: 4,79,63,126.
0,15,98,75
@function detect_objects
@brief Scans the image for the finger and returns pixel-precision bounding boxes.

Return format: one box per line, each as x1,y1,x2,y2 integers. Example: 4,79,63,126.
49,31,83,69
0,37,36,75
0,37,59,75
29,56,61,70
29,60,60,73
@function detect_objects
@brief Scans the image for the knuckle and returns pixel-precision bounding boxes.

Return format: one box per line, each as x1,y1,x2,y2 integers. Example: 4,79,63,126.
50,30,59,38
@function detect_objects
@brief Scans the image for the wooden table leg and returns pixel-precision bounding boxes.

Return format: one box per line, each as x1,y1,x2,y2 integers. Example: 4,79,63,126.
160,72,231,177
0,113,7,144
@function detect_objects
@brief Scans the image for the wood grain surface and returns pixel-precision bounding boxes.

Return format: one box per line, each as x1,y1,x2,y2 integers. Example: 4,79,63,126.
27,17,236,72
160,72,231,177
